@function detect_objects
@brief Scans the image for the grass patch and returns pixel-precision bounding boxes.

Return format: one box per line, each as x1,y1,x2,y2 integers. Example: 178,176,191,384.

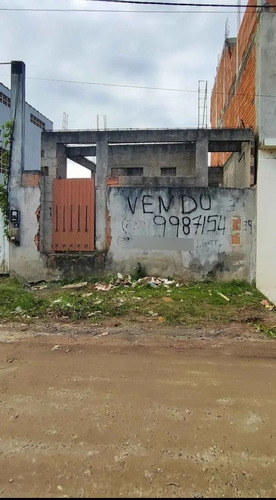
0,276,274,332
130,280,265,325
0,277,47,320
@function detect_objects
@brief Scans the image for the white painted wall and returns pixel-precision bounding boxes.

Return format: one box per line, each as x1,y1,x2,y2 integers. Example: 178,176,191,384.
107,186,256,281
256,149,276,303
0,211,9,274
9,185,56,282
0,82,53,171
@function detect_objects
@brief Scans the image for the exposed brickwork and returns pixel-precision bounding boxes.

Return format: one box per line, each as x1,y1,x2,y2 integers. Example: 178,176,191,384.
232,234,241,246
21,172,40,187
237,0,258,68
106,176,124,186
209,0,276,167
232,216,242,232
211,48,256,166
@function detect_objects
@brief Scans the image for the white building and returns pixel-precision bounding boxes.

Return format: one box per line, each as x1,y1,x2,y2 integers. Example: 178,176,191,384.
0,81,53,180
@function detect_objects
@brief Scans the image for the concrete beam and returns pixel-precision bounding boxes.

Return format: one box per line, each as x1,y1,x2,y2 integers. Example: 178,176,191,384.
67,155,96,173
66,142,242,154
66,146,96,157
208,141,242,152
42,128,255,146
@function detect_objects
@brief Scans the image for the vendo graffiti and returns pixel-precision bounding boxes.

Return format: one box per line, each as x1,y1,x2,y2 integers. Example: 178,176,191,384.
121,191,253,239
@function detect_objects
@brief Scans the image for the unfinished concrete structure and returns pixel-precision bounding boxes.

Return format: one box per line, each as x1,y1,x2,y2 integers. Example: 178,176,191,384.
34,127,256,282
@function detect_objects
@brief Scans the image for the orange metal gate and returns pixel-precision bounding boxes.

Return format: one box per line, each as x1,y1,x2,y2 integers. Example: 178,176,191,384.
52,178,95,252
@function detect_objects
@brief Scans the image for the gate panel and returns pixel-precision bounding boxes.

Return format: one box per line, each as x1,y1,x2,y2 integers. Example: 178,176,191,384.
52,178,95,252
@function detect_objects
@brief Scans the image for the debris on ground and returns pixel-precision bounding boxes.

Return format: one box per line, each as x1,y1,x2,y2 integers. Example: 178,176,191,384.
62,281,88,289
51,345,61,351
261,299,274,311
95,283,113,292
216,291,230,302
94,274,176,292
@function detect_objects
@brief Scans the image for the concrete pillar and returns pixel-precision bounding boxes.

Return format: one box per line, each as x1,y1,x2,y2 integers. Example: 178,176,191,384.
8,61,25,254
40,135,58,254
9,61,25,198
41,134,59,178
195,133,208,186
56,143,67,178
40,176,54,254
95,133,108,251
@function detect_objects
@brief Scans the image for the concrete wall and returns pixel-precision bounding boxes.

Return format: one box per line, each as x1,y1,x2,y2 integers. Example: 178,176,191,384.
256,7,276,143
8,183,56,282
223,142,251,187
208,167,223,187
108,143,196,178
0,171,8,273
256,149,276,302
107,186,256,282
255,5,276,303
0,210,9,274
9,126,254,283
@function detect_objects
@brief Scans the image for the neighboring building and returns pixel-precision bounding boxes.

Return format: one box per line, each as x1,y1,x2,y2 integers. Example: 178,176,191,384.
0,81,53,179
210,0,276,154
210,0,276,302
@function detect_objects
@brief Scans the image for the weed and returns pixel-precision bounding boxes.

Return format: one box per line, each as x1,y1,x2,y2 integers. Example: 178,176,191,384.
0,277,47,320
255,323,276,339
132,262,147,280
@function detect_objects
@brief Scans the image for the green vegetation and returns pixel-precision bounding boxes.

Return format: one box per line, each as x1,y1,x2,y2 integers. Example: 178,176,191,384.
255,323,276,339
0,277,47,319
0,120,13,237
0,275,275,338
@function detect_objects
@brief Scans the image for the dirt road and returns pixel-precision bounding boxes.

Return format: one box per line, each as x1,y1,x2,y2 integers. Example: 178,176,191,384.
0,320,275,498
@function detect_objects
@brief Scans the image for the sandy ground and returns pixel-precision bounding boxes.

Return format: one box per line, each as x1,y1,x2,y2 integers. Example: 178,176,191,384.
0,319,275,498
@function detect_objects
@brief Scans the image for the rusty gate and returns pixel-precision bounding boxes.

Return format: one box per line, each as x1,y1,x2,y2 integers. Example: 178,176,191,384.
52,178,95,252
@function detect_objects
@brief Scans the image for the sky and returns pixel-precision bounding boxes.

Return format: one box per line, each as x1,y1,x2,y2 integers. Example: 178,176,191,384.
0,0,246,176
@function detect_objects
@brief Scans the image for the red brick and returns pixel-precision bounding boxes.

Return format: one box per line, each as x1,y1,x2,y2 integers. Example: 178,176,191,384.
21,173,40,187
232,234,241,246
232,217,242,232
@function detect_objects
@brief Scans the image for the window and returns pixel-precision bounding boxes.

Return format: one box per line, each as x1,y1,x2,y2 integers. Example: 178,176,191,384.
0,148,9,174
30,113,45,130
0,92,11,108
161,167,176,176
111,167,143,177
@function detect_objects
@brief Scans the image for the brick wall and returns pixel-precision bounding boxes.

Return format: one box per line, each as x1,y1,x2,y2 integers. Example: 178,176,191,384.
210,0,275,166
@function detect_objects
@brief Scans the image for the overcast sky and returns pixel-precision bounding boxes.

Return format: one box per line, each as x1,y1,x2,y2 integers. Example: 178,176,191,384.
0,0,246,130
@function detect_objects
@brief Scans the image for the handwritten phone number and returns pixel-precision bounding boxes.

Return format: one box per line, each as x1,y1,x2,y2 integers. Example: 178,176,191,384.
153,214,226,237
